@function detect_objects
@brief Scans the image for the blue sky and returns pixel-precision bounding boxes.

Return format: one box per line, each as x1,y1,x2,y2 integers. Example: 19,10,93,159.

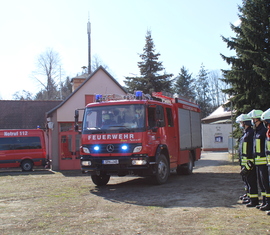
0,0,242,99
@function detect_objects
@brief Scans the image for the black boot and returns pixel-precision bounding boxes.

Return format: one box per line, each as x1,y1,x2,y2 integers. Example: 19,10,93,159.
256,196,266,209
256,202,266,209
246,199,259,207
242,198,250,204
260,204,270,211
239,194,247,200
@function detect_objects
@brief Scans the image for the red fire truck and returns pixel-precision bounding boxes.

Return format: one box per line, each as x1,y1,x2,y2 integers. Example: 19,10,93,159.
76,91,202,186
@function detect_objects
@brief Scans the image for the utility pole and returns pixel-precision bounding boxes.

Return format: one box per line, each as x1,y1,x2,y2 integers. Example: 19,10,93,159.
231,100,234,162
59,66,62,100
87,16,91,75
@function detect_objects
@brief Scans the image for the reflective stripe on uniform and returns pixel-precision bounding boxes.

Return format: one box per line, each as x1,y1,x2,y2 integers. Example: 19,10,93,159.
243,142,247,155
241,157,247,166
249,193,259,198
256,139,261,153
255,156,267,165
267,141,270,164
261,192,266,197
267,141,270,151
241,158,254,166
246,164,252,170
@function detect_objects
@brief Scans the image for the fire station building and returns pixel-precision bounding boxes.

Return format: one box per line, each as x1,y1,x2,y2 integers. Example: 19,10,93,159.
46,66,127,170
0,66,126,171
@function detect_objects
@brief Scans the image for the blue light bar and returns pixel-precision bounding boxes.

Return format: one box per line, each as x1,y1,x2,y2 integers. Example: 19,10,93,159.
135,91,143,100
95,94,102,102
93,145,100,151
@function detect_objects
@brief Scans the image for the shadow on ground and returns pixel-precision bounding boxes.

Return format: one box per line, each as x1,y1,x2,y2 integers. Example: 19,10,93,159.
0,168,55,176
89,171,242,209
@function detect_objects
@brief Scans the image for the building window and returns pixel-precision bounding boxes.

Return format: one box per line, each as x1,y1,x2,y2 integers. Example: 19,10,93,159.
60,123,73,132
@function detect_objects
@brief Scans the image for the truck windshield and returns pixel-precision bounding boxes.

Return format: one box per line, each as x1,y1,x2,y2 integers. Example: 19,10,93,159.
82,104,145,134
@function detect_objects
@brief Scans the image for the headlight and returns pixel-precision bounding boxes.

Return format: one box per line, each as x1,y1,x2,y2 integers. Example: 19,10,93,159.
83,147,90,153
132,160,147,165
133,146,142,153
81,161,91,166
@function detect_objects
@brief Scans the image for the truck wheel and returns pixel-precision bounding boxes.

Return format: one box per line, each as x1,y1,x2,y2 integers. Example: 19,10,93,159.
21,160,33,171
176,152,194,175
91,174,110,186
152,154,170,184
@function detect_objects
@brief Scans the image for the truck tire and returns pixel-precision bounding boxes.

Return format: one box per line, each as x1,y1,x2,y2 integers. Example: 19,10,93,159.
176,152,194,175
152,154,170,185
21,160,33,171
91,174,110,186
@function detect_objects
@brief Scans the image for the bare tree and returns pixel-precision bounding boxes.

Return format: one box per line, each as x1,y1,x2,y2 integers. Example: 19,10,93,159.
91,54,109,72
208,70,220,108
12,90,33,100
208,70,230,108
32,48,62,100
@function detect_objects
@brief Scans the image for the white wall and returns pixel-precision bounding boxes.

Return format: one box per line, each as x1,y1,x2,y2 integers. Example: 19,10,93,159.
202,123,232,151
57,69,126,122
48,68,126,170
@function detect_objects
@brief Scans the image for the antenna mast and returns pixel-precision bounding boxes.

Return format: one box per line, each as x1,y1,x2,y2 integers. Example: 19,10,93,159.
87,13,91,74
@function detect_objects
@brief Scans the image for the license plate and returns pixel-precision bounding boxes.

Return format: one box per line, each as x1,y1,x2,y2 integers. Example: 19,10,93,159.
102,159,119,164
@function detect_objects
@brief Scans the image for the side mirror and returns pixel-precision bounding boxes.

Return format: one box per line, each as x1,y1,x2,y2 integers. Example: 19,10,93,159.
152,126,158,132
74,110,79,132
157,119,164,127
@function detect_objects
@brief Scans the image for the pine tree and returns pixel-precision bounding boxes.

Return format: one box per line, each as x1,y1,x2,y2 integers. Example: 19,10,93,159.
124,30,173,94
221,0,270,115
195,64,212,118
174,66,195,100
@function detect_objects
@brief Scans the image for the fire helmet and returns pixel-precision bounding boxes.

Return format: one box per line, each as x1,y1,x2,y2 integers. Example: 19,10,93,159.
247,109,263,119
236,114,251,123
261,109,270,124
236,114,252,126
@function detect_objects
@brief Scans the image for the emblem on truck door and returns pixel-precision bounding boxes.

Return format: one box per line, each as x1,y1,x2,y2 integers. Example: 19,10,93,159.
106,144,114,153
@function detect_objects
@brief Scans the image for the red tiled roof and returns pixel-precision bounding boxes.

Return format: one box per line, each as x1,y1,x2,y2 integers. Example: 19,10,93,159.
0,100,62,129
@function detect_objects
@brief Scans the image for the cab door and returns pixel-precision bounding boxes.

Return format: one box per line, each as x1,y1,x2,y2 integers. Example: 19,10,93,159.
148,105,178,168
164,107,178,168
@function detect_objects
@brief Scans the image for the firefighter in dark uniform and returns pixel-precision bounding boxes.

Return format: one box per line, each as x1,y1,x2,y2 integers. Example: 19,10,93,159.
247,109,270,210
237,114,258,206
236,114,250,201
260,109,270,214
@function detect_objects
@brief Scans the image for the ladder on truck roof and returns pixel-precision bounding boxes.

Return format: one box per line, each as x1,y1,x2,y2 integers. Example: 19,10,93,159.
152,92,199,110
152,92,175,103
94,91,197,107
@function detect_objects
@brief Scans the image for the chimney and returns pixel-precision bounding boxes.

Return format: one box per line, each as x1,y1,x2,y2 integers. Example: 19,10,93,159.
71,74,88,92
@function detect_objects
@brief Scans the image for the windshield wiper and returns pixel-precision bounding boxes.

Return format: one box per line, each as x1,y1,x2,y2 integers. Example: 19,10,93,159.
109,125,132,133
86,127,106,134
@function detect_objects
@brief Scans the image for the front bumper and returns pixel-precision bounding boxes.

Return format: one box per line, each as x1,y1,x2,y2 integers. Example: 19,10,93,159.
80,155,155,176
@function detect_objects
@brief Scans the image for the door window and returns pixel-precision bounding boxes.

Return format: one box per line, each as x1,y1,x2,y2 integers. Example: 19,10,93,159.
166,108,174,127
